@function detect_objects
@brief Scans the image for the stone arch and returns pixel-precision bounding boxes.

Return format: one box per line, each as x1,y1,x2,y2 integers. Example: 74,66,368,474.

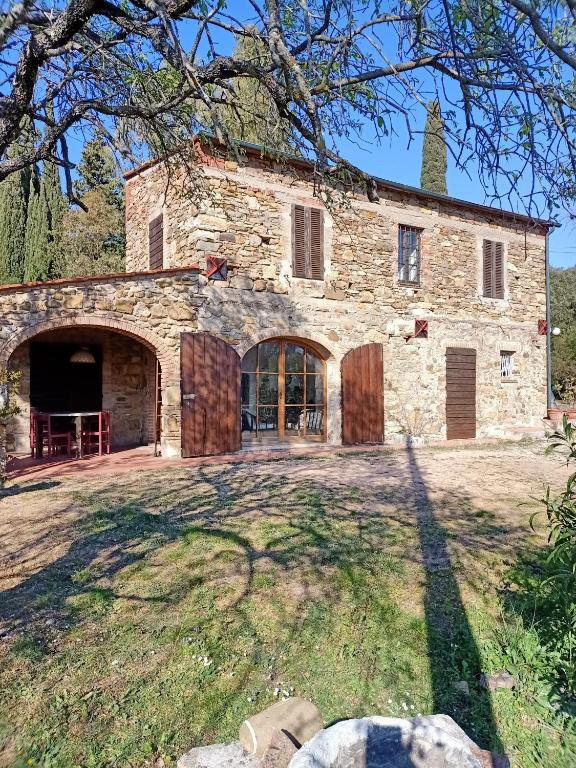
1,313,177,381
237,328,336,361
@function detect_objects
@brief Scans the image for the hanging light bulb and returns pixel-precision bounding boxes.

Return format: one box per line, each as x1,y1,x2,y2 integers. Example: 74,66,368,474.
70,346,96,364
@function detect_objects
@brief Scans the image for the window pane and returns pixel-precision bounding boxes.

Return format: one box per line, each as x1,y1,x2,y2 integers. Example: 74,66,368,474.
259,341,279,372
241,372,257,407
306,351,324,373
285,374,304,404
285,406,304,434
257,406,278,433
285,343,305,372
241,346,258,372
304,406,324,435
306,374,324,404
259,374,278,404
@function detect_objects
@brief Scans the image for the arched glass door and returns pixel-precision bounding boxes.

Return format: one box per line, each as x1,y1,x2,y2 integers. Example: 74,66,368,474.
241,339,326,442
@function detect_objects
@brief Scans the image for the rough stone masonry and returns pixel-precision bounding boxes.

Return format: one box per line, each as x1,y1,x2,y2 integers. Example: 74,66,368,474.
1,142,550,457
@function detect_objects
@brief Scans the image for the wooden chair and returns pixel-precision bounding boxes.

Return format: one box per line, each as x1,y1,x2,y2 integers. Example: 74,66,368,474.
80,412,111,457
30,412,73,458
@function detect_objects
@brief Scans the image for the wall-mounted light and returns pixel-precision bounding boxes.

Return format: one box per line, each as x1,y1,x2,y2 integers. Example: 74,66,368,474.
552,327,561,337
70,347,96,364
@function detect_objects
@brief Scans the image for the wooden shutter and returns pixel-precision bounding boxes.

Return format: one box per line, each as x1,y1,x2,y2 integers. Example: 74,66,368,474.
291,204,324,280
446,347,476,439
483,239,505,299
149,214,164,270
494,241,504,299
482,239,493,297
309,207,324,279
180,332,241,457
342,343,384,445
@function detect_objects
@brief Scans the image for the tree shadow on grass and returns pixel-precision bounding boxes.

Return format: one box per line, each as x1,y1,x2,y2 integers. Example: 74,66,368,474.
0,453,516,763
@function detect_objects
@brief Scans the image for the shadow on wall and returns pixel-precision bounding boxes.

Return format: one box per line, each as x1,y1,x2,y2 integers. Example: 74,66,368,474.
0,451,509,760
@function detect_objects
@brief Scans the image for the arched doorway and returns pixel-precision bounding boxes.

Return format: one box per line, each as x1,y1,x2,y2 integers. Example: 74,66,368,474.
7,326,163,457
241,339,327,444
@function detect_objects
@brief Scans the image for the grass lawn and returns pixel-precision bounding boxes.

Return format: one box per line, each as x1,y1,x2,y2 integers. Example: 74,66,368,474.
0,442,575,767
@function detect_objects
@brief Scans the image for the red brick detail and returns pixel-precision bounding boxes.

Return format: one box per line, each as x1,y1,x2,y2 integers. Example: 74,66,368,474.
0,265,201,294
538,319,547,335
1,314,177,381
415,319,428,338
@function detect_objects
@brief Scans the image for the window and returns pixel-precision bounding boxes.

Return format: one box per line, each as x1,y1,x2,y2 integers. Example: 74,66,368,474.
292,205,324,280
398,225,421,284
483,239,504,299
148,213,164,270
500,351,514,379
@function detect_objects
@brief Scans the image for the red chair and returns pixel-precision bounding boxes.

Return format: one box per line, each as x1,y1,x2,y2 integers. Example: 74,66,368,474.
80,412,111,457
30,412,73,458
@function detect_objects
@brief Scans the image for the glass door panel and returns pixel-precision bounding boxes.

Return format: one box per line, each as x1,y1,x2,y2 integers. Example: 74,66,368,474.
306,374,324,404
257,406,278,435
285,343,305,372
241,340,326,442
285,374,304,404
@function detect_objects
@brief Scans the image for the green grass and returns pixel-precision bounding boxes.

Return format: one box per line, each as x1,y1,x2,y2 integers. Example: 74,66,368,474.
0,459,574,768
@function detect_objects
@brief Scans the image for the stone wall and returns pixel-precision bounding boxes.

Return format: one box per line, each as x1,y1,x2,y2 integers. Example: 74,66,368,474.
125,148,547,328
0,149,550,458
0,270,203,457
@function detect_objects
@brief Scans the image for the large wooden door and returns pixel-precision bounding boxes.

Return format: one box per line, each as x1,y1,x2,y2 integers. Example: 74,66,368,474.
341,343,384,445
446,347,476,439
181,332,241,457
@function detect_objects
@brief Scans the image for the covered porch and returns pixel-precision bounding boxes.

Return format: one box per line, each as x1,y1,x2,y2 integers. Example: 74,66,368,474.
7,326,161,460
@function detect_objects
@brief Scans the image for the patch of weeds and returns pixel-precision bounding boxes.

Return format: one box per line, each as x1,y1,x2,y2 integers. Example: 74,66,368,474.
71,567,98,585
67,587,115,618
31,591,57,610
10,635,49,661
253,573,277,589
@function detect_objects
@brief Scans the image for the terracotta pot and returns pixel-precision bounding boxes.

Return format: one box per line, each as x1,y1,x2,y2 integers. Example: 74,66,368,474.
547,407,563,422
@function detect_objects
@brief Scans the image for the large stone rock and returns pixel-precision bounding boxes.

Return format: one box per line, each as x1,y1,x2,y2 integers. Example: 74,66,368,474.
288,715,486,768
177,740,259,768
240,698,323,759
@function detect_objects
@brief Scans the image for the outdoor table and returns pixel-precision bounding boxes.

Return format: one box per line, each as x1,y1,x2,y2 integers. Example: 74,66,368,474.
33,411,109,459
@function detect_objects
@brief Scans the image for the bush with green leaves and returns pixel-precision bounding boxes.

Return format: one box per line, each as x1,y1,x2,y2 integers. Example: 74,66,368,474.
526,418,576,698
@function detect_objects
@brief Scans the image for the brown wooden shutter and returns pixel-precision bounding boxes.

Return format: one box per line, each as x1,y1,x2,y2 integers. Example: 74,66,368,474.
292,205,307,278
180,332,241,457
292,204,324,280
341,343,384,445
482,239,493,298
309,208,324,280
446,347,476,439
494,241,504,299
149,214,164,270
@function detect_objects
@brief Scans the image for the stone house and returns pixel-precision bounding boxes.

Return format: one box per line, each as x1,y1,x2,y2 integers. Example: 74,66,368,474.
1,141,552,459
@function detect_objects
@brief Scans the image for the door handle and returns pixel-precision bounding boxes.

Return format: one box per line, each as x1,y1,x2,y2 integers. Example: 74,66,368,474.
183,393,196,401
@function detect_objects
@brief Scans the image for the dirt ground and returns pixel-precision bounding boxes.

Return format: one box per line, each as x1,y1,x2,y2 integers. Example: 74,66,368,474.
0,439,569,613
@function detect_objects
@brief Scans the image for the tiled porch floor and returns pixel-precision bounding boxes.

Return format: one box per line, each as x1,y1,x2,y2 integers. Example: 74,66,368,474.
5,433,537,482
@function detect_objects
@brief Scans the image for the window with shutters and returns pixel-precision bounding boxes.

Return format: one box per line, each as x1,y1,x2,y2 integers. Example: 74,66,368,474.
398,225,422,284
482,239,505,299
291,204,324,280
148,213,164,270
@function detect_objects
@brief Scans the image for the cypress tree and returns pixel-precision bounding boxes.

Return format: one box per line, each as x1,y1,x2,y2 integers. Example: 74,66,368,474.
75,138,122,208
420,99,448,195
23,158,66,282
0,130,32,284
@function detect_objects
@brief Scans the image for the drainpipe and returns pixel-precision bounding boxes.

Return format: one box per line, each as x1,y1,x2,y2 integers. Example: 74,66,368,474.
545,228,555,412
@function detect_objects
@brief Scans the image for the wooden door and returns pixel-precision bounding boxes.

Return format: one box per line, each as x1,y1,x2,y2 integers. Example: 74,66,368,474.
446,347,476,439
341,343,384,445
181,332,241,457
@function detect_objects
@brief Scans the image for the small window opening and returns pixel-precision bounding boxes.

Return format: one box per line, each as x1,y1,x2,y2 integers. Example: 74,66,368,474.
500,351,514,379
398,225,422,284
